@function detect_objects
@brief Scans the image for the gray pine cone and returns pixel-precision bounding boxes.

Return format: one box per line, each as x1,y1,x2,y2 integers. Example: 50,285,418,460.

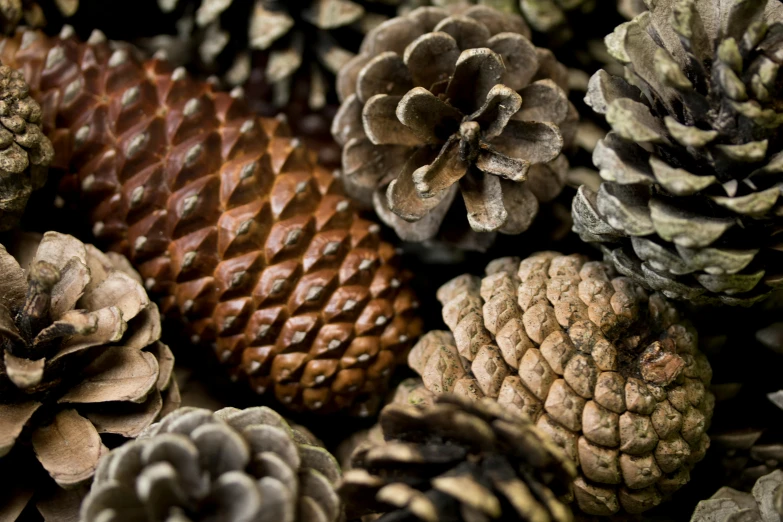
332,5,576,244
573,0,783,306
0,63,53,231
80,406,344,522
690,470,783,522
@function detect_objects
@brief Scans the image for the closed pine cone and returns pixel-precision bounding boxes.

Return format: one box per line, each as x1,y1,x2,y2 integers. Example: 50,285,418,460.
0,231,178,520
0,29,422,414
572,0,783,306
81,406,343,522
332,5,577,244
0,62,53,231
407,252,714,515
690,470,783,522
339,394,576,521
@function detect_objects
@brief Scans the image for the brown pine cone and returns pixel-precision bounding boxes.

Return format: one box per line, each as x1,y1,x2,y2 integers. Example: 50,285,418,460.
81,405,343,522
0,231,178,520
0,62,53,231
407,252,714,516
332,6,577,244
339,394,576,521
0,29,422,415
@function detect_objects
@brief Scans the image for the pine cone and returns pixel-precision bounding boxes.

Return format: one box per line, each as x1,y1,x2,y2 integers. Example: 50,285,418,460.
0,63,53,231
572,0,783,306
332,6,577,244
81,405,343,522
407,252,714,515
338,394,576,521
0,231,178,520
0,0,76,33
690,470,783,522
0,29,422,415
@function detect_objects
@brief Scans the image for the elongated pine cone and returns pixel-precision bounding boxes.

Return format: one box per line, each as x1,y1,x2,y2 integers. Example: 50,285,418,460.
339,394,576,521
0,62,53,231
407,252,714,515
0,231,178,520
690,470,783,522
81,406,343,522
0,28,422,415
572,0,783,306
332,6,577,243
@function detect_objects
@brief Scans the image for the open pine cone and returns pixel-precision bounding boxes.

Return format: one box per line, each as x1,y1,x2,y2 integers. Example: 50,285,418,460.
407,252,714,515
0,29,422,415
339,394,576,521
0,232,178,520
332,5,577,244
0,62,53,232
81,405,343,522
690,470,783,522
573,0,783,306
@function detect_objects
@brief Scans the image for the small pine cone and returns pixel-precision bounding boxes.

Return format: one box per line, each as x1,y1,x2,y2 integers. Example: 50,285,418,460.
332,6,577,244
407,252,715,516
0,29,422,415
81,406,343,522
690,470,783,521
0,231,178,520
572,0,783,306
339,394,576,521
0,63,53,231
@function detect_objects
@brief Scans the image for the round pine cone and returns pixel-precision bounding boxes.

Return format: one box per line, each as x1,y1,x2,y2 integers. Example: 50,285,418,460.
81,406,343,522
573,0,783,306
407,252,714,516
0,231,178,520
332,6,577,244
0,63,53,231
339,394,576,521
0,29,422,415
690,470,783,522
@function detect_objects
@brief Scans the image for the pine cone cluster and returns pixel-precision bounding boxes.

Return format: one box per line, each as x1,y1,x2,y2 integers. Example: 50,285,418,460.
573,0,783,306
408,252,714,515
690,470,783,522
0,231,178,519
332,5,576,244
0,62,53,232
339,394,576,521
0,29,422,415
81,405,343,522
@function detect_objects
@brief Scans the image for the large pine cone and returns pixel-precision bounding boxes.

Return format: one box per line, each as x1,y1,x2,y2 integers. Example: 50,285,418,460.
332,6,577,244
339,394,576,521
690,470,783,522
81,406,343,522
0,231,178,520
0,29,422,414
0,62,53,231
572,0,783,306
407,252,714,515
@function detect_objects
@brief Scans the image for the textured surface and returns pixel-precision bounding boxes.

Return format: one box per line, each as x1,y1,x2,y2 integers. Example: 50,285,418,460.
0,231,178,520
0,62,53,231
572,0,783,305
333,5,576,244
408,252,714,515
690,470,783,522
0,28,422,414
82,406,343,522
339,394,576,521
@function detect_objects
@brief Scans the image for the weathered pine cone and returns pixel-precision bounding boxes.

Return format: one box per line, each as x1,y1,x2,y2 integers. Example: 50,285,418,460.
407,252,714,515
0,29,422,415
690,470,783,522
0,231,178,520
332,6,577,244
339,394,576,521
572,0,783,306
0,62,53,231
81,406,343,522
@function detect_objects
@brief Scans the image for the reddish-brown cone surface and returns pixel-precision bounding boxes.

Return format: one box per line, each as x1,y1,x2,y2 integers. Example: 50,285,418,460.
0,28,422,415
